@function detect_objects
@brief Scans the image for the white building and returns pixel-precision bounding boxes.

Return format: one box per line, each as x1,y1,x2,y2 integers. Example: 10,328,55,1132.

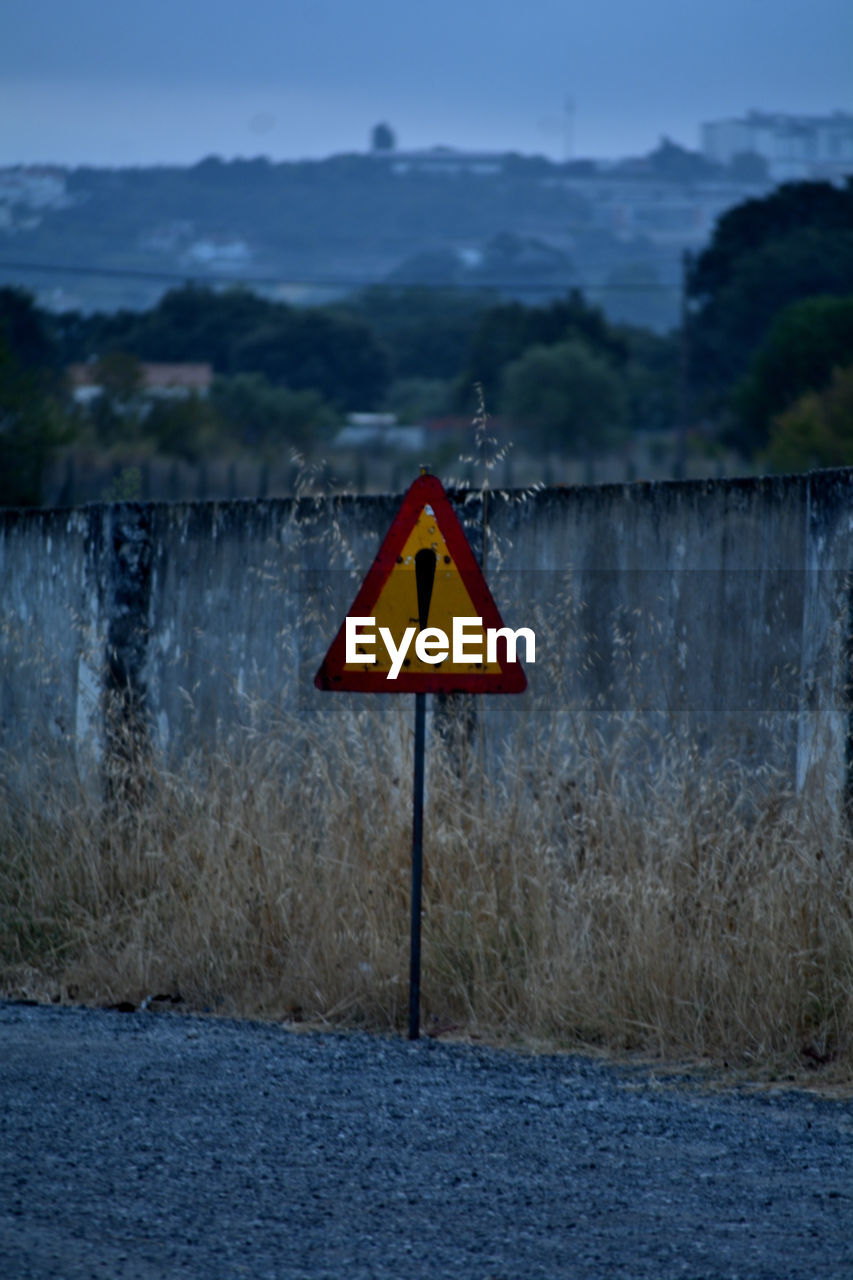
701,111,853,182
370,146,505,177
333,413,427,453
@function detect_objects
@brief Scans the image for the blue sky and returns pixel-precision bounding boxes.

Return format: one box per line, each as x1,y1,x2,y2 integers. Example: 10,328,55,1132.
2,0,851,165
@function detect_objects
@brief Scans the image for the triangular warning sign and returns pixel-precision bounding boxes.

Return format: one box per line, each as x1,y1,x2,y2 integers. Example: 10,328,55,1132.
315,474,527,693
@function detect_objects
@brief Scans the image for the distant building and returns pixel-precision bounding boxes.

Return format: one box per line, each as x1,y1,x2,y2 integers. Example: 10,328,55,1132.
0,165,69,210
68,362,213,407
370,145,505,177
701,111,853,181
333,413,427,453
0,165,71,233
185,236,251,270
547,169,769,247
135,363,213,396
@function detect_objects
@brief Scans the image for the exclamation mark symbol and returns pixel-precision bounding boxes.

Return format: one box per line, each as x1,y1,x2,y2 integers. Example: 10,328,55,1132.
415,548,437,632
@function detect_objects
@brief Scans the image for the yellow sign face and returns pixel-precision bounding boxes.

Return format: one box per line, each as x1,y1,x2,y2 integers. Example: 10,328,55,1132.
345,505,501,677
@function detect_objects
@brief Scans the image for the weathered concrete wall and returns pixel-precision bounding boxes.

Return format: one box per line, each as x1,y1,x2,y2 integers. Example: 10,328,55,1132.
2,471,852,802
492,472,853,806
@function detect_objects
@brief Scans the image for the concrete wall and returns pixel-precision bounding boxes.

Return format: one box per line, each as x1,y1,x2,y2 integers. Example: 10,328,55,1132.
2,471,852,803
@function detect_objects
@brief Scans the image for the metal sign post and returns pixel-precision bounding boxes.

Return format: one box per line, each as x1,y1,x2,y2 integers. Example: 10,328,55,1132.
409,690,426,1040
407,545,436,1039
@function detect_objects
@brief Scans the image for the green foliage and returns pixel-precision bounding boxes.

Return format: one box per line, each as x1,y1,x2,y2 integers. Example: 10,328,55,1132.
688,181,853,397
230,309,389,409
101,465,142,502
130,285,266,368
7,271,687,491
63,285,390,410
0,288,60,374
387,232,577,299
64,286,273,370
644,137,721,182
210,374,336,457
93,350,145,402
59,283,656,440
617,326,680,433
76,352,149,449
501,338,627,453
690,180,853,301
767,365,853,472
736,295,853,453
694,228,853,399
460,290,626,411
89,373,336,464
0,339,71,506
340,286,492,381
75,369,336,465
142,394,222,463
381,377,456,424
0,292,72,505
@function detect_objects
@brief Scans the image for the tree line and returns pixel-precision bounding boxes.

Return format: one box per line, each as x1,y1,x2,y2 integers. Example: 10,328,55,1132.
1,178,852,505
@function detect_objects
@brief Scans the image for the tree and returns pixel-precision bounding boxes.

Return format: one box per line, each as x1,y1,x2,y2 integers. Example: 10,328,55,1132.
61,285,391,411
340,286,492,382
210,374,335,457
0,287,59,374
383,377,455,423
501,339,627,454
371,122,396,152
387,234,577,300
0,338,70,506
736,295,853,452
0,291,69,505
461,291,625,410
690,180,853,301
473,233,576,296
688,181,853,396
118,285,274,370
142,394,222,462
65,285,278,372
84,352,147,447
94,350,144,401
232,310,390,408
767,365,853,473
618,325,680,433
645,137,720,182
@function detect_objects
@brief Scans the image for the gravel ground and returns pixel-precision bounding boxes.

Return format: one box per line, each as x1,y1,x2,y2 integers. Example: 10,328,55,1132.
0,1001,851,1279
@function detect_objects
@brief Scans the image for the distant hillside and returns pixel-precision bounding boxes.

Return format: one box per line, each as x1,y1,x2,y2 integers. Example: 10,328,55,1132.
0,145,772,330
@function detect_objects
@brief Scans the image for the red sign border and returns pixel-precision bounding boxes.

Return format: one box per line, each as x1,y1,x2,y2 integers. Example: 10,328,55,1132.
314,474,527,693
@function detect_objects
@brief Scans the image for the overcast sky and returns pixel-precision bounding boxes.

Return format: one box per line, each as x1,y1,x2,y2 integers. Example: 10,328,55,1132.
2,0,851,167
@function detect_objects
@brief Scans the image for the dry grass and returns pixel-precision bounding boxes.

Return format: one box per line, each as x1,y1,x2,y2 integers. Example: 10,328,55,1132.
1,698,851,1081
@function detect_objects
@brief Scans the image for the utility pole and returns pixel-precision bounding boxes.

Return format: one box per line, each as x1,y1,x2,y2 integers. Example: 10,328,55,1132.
563,95,575,164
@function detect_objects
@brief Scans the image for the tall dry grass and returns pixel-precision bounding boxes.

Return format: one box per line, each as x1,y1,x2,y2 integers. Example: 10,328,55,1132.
1,698,851,1077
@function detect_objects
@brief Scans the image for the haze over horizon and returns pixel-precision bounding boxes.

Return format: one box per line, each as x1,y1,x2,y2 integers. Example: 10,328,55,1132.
1,0,851,168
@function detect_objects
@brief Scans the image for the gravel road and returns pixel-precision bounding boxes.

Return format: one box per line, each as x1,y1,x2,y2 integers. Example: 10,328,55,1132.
1,1001,851,1279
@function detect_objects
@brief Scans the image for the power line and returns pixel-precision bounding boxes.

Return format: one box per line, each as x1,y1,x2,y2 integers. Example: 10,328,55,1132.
0,258,683,295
